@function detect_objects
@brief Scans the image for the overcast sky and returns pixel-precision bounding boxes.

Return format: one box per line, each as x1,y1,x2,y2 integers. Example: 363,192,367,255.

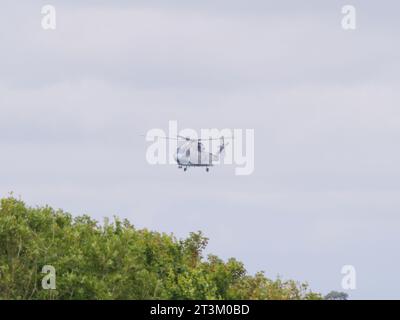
1,0,400,299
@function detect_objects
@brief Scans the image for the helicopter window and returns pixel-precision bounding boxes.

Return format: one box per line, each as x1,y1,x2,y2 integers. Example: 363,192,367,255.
186,149,190,157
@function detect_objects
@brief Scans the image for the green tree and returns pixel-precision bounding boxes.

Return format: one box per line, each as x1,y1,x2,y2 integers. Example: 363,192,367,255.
325,291,349,300
0,197,322,300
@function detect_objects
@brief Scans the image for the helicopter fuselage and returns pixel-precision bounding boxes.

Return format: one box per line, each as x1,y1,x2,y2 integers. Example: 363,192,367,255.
175,141,213,167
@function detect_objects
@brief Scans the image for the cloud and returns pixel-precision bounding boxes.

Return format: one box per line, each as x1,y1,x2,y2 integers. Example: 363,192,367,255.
1,0,400,298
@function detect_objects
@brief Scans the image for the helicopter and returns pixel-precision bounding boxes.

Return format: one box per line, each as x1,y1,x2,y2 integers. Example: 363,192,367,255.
149,135,230,172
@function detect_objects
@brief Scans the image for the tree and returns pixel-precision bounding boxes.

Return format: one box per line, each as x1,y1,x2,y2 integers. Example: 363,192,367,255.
325,291,349,300
0,196,322,300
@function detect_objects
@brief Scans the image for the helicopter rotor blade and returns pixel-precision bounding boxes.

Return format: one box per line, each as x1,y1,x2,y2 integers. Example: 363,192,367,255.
197,136,235,141
141,134,234,141
177,135,192,141
140,134,181,140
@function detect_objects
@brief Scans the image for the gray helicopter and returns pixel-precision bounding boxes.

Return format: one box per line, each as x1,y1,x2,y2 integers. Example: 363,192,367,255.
154,135,229,172
176,136,228,172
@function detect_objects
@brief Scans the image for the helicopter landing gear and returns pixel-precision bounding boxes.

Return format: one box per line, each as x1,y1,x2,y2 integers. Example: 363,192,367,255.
206,167,209,172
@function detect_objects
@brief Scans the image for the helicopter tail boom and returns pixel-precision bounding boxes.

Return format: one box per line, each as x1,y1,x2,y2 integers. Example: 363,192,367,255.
210,137,228,161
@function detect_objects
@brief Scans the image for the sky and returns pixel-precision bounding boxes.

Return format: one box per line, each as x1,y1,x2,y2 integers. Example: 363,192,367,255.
1,0,400,299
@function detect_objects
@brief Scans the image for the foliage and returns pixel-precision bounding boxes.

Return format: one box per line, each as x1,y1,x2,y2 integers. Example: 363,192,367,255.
0,197,322,300
324,291,349,300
